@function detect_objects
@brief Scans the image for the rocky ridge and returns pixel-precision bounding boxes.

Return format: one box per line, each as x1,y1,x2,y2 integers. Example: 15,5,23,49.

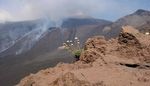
17,26,150,86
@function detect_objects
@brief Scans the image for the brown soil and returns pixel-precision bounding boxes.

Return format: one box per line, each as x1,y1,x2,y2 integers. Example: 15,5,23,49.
17,26,150,86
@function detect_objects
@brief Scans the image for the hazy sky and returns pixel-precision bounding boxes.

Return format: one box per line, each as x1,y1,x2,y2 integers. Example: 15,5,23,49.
0,0,150,22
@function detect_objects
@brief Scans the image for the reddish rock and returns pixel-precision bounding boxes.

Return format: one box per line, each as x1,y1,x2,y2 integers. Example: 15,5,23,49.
17,26,150,86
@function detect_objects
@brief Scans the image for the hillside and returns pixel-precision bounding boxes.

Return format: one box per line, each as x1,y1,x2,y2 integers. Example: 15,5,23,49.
61,18,112,43
0,18,112,86
106,9,150,38
17,26,150,86
1,9,150,86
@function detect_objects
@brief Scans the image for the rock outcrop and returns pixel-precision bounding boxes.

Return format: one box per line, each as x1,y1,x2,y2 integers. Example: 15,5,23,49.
17,26,150,86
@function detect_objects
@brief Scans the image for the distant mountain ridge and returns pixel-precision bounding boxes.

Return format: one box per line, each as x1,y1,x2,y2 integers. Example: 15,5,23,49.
105,9,150,38
0,9,150,86
1,9,150,57
61,18,111,28
133,9,150,16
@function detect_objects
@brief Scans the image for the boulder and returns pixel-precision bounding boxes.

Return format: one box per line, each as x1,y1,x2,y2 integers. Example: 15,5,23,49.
118,26,140,46
80,36,107,63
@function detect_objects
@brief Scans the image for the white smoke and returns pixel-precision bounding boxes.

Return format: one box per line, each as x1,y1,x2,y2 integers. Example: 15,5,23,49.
0,0,120,22
0,9,13,23
0,0,149,22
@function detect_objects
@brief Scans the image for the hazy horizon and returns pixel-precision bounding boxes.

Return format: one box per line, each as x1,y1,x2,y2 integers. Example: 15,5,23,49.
0,0,150,22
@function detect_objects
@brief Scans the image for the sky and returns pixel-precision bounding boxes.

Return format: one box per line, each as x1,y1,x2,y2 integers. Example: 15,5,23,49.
0,0,150,22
